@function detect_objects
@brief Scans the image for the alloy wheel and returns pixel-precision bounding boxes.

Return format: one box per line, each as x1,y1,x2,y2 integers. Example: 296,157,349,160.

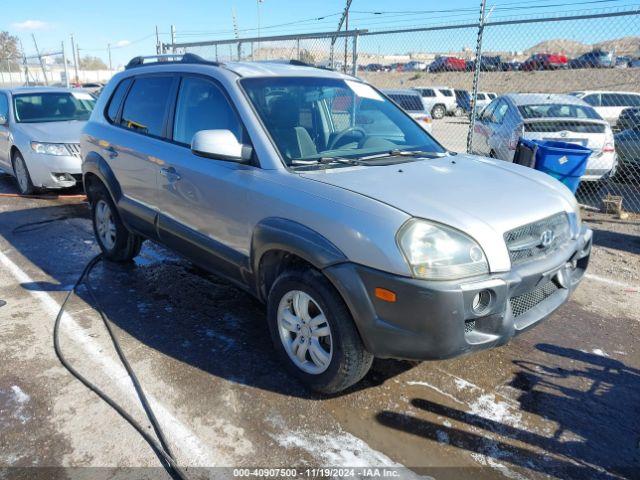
95,200,117,250
277,290,333,375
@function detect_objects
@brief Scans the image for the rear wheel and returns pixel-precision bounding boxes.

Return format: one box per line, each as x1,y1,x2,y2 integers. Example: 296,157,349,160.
12,151,35,195
431,104,446,120
91,184,142,262
267,268,373,394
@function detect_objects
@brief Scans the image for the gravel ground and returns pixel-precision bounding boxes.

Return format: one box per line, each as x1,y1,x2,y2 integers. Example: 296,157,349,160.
0,172,638,480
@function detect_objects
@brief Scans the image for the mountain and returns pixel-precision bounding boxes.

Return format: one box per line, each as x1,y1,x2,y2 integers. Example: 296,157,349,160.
526,36,640,55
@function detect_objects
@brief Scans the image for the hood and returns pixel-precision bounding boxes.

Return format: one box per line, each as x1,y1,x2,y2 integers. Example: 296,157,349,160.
300,153,577,272
16,120,86,144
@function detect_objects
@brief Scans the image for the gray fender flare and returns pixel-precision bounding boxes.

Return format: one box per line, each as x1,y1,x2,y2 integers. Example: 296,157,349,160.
83,151,122,203
251,217,348,299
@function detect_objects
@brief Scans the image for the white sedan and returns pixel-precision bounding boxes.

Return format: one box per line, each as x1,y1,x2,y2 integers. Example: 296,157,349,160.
472,93,617,182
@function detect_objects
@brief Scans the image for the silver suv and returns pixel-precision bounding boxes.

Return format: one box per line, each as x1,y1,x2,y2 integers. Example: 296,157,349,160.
82,54,592,394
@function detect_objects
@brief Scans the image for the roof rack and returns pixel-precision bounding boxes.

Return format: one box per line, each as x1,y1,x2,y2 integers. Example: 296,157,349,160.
125,53,221,69
259,59,336,72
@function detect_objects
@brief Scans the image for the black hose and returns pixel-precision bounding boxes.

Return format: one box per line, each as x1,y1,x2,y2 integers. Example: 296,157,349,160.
54,254,189,480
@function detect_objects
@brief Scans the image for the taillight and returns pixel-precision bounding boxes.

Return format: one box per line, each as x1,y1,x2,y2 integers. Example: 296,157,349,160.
603,127,615,153
508,125,524,150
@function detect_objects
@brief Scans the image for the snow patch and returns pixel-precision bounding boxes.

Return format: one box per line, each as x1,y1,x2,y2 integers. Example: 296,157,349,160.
11,386,29,404
406,381,465,405
592,348,609,357
468,394,524,429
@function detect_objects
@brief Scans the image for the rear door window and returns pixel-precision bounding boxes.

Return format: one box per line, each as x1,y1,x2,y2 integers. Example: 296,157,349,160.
438,89,453,97
490,100,509,123
120,76,174,137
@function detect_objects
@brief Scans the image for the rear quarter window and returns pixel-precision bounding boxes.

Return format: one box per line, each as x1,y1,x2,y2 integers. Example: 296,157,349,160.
105,78,132,123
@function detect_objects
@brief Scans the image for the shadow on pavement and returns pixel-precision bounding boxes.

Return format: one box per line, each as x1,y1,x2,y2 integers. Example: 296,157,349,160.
376,343,639,479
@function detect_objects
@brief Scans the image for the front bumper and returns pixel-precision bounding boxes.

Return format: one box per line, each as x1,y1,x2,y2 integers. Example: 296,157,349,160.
325,226,592,361
24,151,82,189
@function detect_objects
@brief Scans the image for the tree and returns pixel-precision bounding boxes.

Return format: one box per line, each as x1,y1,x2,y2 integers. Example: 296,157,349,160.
0,31,21,69
79,55,107,70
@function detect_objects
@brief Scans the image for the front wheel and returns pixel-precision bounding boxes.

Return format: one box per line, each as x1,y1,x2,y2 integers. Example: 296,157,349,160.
267,268,373,394
12,151,35,195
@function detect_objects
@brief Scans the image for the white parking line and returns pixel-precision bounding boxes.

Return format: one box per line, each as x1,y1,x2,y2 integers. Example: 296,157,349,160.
0,249,218,467
585,273,639,290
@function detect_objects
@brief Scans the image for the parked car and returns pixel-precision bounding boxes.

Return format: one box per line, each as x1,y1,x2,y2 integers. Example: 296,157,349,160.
364,63,387,72
500,60,522,71
81,82,105,94
0,87,95,194
454,89,471,115
629,58,640,68
471,92,497,111
413,86,457,119
615,56,631,68
568,91,640,128
568,50,615,69
404,61,427,72
468,55,502,72
381,89,433,133
614,119,640,178
428,56,467,72
472,93,617,182
521,53,568,71
82,55,591,394
616,107,640,131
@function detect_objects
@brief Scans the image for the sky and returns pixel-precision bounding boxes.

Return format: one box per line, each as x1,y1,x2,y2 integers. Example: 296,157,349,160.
3,0,639,68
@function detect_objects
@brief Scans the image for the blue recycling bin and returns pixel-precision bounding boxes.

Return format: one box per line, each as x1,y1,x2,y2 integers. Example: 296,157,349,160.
513,139,591,193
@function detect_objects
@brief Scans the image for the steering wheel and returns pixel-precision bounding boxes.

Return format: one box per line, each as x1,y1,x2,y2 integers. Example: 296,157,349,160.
328,126,366,150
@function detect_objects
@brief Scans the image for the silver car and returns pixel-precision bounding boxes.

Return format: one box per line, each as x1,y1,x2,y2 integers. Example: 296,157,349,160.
82,55,591,394
473,93,617,181
0,87,95,194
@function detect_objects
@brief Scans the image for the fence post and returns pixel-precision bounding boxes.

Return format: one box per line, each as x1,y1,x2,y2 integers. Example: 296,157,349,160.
466,0,487,154
351,32,358,76
7,59,12,86
296,38,300,61
237,42,242,61
62,42,70,88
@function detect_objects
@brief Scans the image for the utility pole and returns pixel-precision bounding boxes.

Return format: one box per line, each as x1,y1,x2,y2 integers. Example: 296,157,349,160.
70,34,79,84
330,0,353,70
107,43,112,71
466,0,487,154
32,34,48,86
61,41,69,88
170,25,176,53
232,8,240,60
155,25,161,54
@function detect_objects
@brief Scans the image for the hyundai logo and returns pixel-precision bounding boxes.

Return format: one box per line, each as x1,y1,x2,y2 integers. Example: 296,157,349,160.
540,230,555,248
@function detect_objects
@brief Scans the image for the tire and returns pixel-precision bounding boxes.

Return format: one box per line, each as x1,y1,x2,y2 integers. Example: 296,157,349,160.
454,107,464,117
489,150,497,158
267,267,373,394
431,104,446,120
91,184,142,262
12,150,35,195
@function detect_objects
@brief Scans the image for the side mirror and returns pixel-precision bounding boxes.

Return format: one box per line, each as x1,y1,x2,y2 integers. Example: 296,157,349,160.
191,129,253,163
0,114,7,125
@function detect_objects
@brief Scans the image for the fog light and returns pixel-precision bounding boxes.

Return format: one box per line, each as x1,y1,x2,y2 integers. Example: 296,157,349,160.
472,289,492,314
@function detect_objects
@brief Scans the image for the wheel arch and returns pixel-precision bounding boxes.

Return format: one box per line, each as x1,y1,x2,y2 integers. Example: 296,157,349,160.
83,151,122,204
251,218,348,302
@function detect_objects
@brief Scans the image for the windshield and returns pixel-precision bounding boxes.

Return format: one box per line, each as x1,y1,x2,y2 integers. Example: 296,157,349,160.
13,92,95,123
518,103,601,120
241,77,444,167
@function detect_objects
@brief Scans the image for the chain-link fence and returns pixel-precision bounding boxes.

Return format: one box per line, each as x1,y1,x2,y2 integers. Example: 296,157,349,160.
171,7,640,217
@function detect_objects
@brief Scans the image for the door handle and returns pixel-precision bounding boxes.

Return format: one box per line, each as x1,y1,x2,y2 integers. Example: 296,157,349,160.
104,146,118,158
160,167,181,182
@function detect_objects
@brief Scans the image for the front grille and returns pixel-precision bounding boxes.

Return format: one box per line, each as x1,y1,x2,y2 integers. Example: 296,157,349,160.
65,143,81,158
509,281,559,318
504,213,570,265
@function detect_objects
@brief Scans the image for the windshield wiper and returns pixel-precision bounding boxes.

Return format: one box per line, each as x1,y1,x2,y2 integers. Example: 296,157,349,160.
358,149,448,161
291,156,363,167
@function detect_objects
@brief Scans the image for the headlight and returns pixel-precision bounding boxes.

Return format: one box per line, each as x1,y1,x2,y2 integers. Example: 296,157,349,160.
397,219,489,280
31,142,68,156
